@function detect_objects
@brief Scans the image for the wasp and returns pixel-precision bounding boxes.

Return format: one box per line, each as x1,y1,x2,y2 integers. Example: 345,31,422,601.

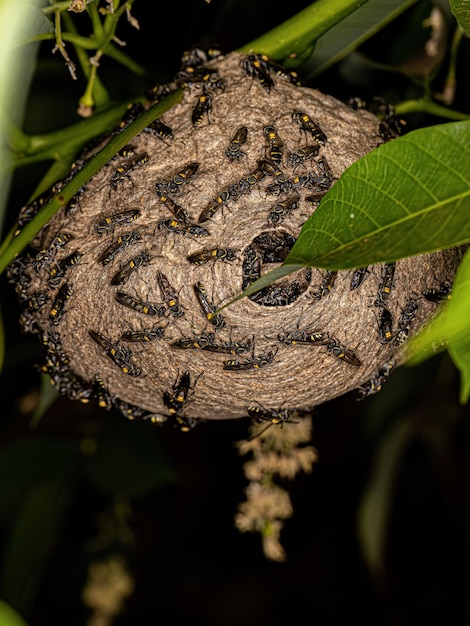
248,404,294,424
47,250,83,287
145,118,174,141
157,194,190,223
251,279,306,307
115,397,152,421
422,283,452,303
33,232,74,272
115,292,166,317
19,309,38,335
278,328,329,345
187,247,236,265
170,332,216,351
49,283,73,325
263,57,305,86
326,337,362,366
304,191,324,205
251,230,295,263
158,219,210,237
167,162,200,195
94,209,141,236
378,306,394,344
40,329,69,377
198,190,230,223
110,251,151,286
92,376,114,411
267,194,301,226
287,144,320,168
169,414,199,433
120,326,166,342
350,267,370,290
180,46,223,68
89,329,141,377
393,298,419,346
357,360,395,399
193,281,225,329
247,404,299,438
163,370,199,416
98,231,142,265
192,93,212,127
109,151,149,193
223,347,278,371
371,99,407,142
157,271,185,318
310,270,338,299
241,248,262,289
263,125,285,165
242,162,268,188
225,126,248,161
242,54,274,92
292,110,327,143
261,159,290,195
26,290,50,311
64,374,95,404
208,335,254,355
14,198,44,236
374,262,396,307
314,156,334,191
177,65,225,92
155,163,200,197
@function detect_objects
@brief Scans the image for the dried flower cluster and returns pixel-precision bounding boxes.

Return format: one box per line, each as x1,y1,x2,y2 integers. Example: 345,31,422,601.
235,413,318,561
8,49,463,432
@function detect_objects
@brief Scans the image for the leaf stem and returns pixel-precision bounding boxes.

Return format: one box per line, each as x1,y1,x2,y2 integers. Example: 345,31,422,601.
0,90,183,275
238,0,371,63
395,98,470,121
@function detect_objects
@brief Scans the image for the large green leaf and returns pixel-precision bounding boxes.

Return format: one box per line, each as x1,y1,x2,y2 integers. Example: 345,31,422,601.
406,246,470,403
285,121,470,269
450,0,470,36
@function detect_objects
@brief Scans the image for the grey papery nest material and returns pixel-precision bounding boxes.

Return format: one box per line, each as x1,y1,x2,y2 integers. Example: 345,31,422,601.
8,51,463,429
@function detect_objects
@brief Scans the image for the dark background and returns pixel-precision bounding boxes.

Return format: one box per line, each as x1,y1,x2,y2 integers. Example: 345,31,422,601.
2,1,470,624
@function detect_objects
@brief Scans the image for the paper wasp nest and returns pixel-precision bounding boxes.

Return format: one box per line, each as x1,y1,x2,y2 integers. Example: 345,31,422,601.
9,51,463,430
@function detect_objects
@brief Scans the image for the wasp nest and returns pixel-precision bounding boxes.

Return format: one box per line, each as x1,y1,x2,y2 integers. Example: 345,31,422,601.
9,50,464,430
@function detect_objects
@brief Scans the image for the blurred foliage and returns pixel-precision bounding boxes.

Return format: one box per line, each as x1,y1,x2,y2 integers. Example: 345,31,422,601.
1,1,470,625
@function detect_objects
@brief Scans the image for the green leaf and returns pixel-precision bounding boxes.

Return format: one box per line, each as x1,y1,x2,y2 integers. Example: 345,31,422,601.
0,600,29,626
449,336,470,404
406,246,470,402
0,0,48,236
305,0,419,78
450,0,470,36
29,374,59,429
0,89,183,275
357,417,416,575
0,469,77,614
0,438,79,525
284,121,470,269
